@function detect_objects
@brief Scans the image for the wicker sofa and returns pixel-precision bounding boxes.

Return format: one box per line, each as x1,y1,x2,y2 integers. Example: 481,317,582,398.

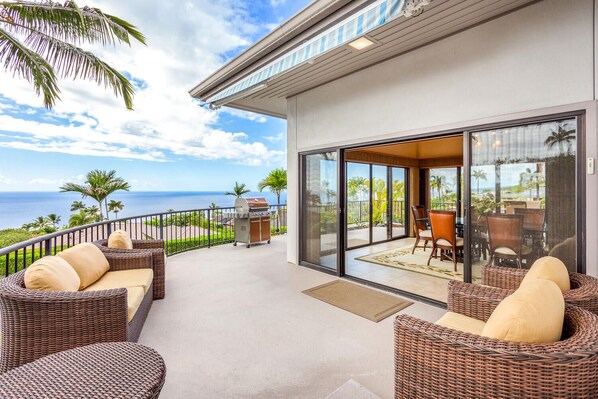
0,248,161,372
481,264,598,314
94,238,166,300
394,280,598,399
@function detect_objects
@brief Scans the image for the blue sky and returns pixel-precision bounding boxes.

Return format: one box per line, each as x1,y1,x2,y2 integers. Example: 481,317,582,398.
0,0,311,192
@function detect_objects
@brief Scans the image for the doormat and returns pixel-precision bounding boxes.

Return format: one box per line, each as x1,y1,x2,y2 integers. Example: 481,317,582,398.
302,280,412,322
356,246,472,281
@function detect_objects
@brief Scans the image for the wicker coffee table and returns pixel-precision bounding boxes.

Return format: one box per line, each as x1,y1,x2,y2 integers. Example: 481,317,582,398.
0,342,166,398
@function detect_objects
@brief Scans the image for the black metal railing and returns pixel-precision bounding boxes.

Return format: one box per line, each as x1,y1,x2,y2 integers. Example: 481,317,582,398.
430,201,457,211
346,200,405,226
0,204,287,277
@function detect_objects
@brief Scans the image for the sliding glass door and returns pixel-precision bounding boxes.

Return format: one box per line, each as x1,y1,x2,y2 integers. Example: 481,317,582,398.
468,117,581,275
301,152,338,270
391,167,407,238
347,162,371,248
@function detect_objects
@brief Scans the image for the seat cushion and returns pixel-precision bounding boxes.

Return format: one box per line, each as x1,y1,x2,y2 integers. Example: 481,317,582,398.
494,245,532,256
436,237,464,247
24,256,80,292
125,286,145,322
57,243,110,290
83,269,154,295
522,256,570,291
482,278,564,343
435,311,486,335
108,230,133,250
419,230,432,239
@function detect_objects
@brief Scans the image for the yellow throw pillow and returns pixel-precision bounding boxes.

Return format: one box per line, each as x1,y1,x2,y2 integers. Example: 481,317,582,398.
482,278,564,343
24,256,80,291
108,230,133,249
521,256,570,291
57,243,110,290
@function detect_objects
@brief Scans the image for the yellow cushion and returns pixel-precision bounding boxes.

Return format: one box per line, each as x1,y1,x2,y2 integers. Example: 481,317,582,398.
125,286,145,322
482,278,565,343
83,269,154,295
24,256,80,291
435,311,486,335
522,256,570,292
57,243,110,290
108,230,133,249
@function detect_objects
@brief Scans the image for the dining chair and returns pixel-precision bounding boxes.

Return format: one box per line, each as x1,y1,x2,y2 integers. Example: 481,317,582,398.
427,210,463,271
505,200,527,214
486,214,532,268
410,205,432,254
514,208,546,256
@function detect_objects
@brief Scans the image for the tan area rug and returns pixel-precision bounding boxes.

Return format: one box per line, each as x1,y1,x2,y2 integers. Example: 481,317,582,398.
303,280,412,322
356,246,481,281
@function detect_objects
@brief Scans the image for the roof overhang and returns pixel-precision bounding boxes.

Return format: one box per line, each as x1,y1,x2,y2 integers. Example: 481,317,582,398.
190,0,540,119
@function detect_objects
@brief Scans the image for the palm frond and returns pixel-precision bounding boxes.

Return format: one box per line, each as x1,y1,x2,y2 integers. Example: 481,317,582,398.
0,27,59,107
22,30,134,108
0,1,146,46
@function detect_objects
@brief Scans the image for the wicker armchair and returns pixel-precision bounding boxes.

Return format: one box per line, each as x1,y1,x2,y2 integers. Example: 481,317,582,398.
0,251,154,372
481,264,598,314
95,238,166,299
394,280,598,399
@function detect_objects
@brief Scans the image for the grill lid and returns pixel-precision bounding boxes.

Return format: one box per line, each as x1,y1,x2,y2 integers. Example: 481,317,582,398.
235,197,270,212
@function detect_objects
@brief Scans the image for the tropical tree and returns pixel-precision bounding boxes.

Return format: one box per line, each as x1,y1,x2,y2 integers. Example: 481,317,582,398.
347,176,368,200
68,210,95,227
0,0,146,109
107,199,123,219
70,200,86,212
225,181,250,198
519,167,540,199
258,168,287,205
86,205,100,221
209,202,218,209
430,175,443,200
472,169,487,194
545,122,576,155
60,169,130,220
46,213,60,228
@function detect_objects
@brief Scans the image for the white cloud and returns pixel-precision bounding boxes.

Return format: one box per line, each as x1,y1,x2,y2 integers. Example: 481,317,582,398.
270,0,286,7
221,108,268,123
0,174,12,184
263,132,285,142
0,0,285,167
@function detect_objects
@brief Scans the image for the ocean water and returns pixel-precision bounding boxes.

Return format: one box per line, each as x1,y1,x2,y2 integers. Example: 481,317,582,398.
0,191,288,230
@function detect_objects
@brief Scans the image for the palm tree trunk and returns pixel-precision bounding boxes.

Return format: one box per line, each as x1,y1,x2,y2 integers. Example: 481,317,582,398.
104,198,110,220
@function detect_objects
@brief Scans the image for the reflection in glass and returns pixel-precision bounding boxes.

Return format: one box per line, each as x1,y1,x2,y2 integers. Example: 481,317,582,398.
430,168,458,211
392,167,407,238
346,162,370,248
303,152,337,269
470,119,577,271
372,165,388,242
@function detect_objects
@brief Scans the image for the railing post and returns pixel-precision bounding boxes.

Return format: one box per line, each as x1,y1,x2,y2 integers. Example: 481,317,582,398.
159,215,164,240
107,222,112,237
207,209,211,248
44,239,51,257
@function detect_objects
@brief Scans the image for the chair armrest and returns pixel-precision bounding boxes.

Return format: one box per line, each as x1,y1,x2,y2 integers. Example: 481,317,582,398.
447,280,510,321
132,239,164,250
481,264,527,290
104,251,153,271
0,286,128,372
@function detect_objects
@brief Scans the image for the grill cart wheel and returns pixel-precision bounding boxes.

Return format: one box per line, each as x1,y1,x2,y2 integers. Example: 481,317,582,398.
233,242,237,246
268,240,271,244
247,244,251,248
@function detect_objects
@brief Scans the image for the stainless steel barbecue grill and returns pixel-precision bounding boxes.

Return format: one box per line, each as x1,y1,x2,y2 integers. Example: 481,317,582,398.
233,197,271,248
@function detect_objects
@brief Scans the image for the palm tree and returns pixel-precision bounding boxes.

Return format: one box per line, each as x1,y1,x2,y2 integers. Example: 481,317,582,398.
225,182,250,198
430,175,443,201
68,210,95,227
86,205,100,222
70,200,86,212
107,200,124,219
258,168,287,205
0,1,145,109
472,169,487,194
545,122,576,155
209,202,218,209
60,169,130,220
46,213,60,229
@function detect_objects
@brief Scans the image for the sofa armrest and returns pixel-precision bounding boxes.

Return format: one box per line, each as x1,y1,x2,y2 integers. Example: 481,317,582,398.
447,280,510,322
104,251,153,272
481,264,527,290
0,282,128,372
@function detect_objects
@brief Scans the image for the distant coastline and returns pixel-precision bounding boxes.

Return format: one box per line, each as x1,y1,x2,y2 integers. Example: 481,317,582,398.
0,191,288,230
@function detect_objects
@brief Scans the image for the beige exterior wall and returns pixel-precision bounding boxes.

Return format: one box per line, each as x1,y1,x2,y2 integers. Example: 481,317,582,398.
286,0,598,277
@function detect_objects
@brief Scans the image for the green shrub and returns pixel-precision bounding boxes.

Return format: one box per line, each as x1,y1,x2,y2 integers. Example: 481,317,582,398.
0,229,33,248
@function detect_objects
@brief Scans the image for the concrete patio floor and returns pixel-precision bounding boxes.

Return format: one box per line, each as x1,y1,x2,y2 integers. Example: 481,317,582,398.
140,236,445,399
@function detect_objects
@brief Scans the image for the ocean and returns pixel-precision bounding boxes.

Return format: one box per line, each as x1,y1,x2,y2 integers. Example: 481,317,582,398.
0,191,288,230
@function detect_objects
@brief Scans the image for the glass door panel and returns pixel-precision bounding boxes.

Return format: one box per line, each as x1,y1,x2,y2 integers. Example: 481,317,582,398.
302,152,338,270
372,165,388,243
391,167,407,238
470,118,578,273
346,162,371,248
429,168,458,211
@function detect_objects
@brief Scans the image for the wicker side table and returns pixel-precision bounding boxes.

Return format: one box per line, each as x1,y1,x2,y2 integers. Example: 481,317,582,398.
0,342,166,398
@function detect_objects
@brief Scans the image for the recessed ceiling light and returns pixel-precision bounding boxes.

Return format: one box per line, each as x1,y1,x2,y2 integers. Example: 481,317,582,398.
348,36,375,50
